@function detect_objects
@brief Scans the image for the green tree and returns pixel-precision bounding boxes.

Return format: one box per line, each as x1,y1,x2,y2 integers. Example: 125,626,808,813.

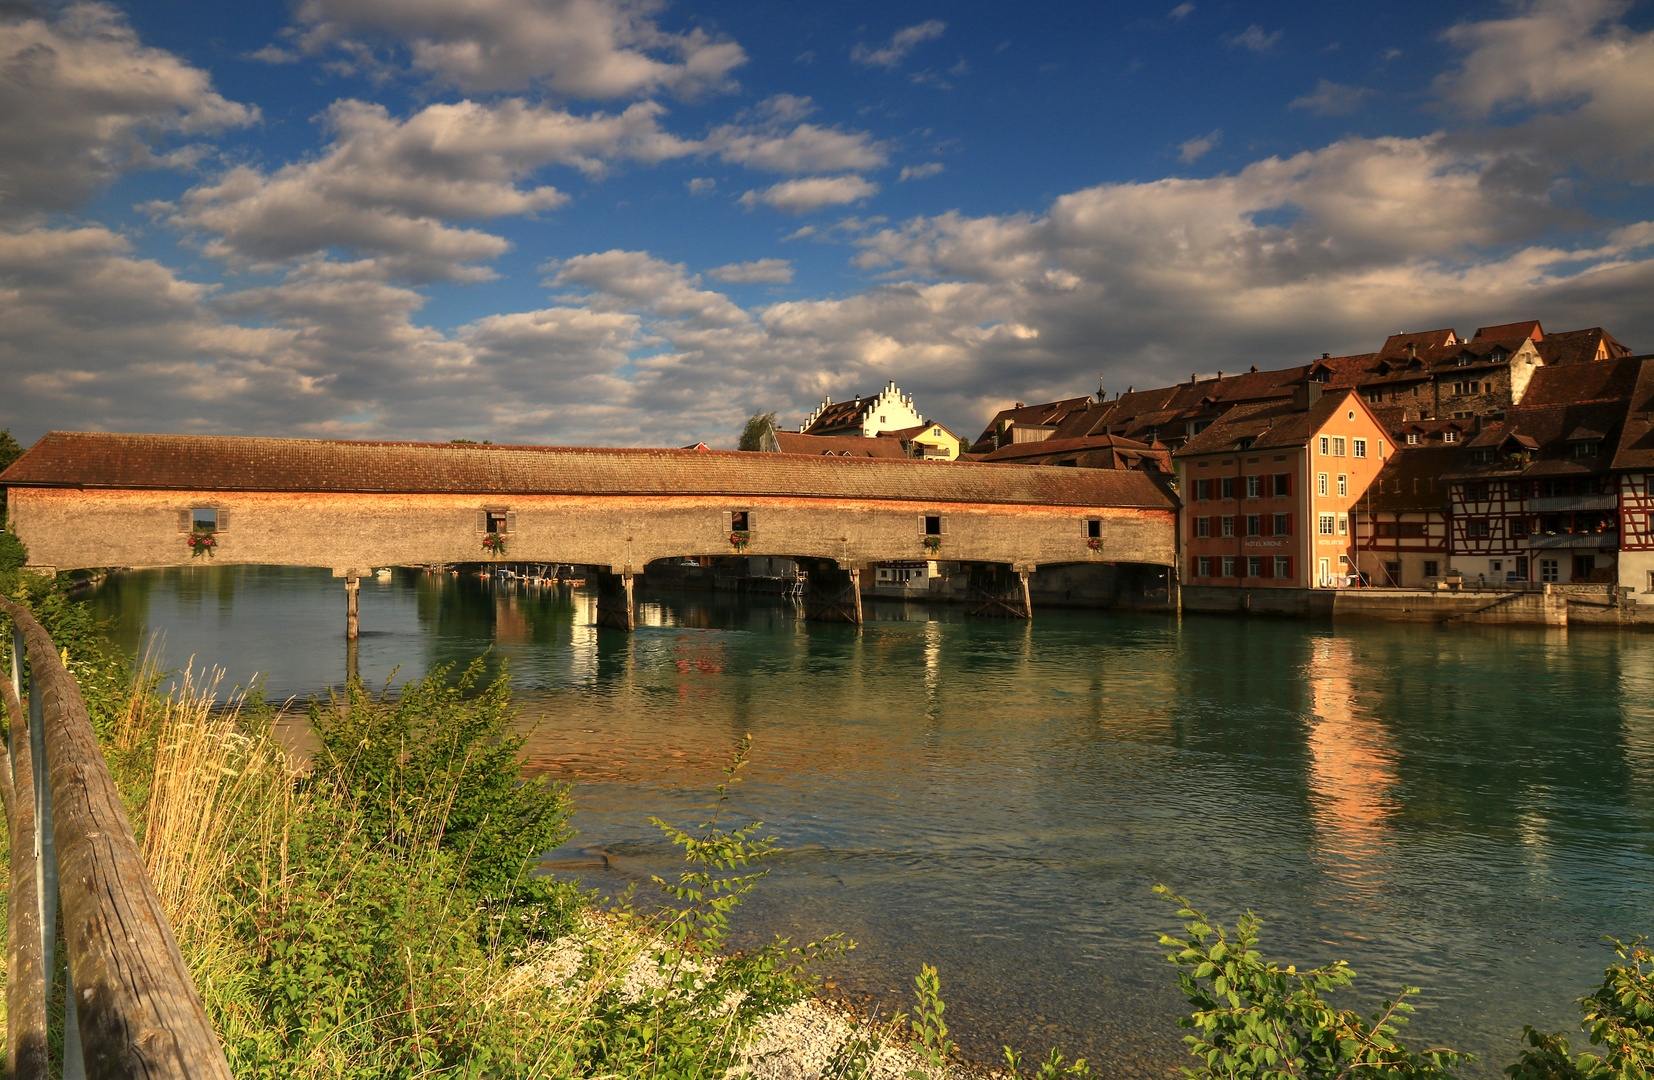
0,428,22,473
738,411,778,451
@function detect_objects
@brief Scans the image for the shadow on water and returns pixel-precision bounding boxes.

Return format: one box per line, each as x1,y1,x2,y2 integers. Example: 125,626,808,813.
86,566,1654,1077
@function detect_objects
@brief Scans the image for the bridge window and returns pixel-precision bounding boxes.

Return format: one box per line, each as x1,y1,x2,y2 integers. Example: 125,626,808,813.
923,515,944,536
186,507,220,532
731,510,751,531
1085,518,1102,539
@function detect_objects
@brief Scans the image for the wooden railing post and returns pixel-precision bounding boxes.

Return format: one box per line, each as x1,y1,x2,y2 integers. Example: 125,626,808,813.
0,597,231,1079
4,619,49,1079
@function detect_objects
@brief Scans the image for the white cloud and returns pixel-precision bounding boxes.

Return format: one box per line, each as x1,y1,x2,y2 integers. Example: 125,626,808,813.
708,258,793,284
686,177,716,195
0,2,255,218
703,96,887,174
1436,0,1654,177
278,0,746,99
1228,24,1281,52
1169,3,1194,20
161,98,694,280
899,163,945,181
739,175,879,214
549,250,749,326
1178,130,1221,163
852,20,946,69
1290,80,1373,116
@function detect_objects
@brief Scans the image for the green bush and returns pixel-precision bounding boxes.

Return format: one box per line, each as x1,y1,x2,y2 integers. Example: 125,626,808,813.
1507,937,1654,1080
1156,886,1468,1080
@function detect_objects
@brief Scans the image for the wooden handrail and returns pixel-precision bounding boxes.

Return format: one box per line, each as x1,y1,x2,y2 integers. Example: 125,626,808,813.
0,596,230,1079
2,648,48,1079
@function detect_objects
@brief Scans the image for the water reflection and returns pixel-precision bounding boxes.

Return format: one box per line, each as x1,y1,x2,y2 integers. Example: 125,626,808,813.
1304,636,1399,894
84,567,1654,1078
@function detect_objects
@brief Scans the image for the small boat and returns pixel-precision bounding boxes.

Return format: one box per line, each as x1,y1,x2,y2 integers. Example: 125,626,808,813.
374,568,392,579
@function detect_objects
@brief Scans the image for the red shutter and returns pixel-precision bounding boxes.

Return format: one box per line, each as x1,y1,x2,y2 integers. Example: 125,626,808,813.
1283,557,1294,580
1285,513,1293,536
1261,557,1274,579
1261,514,1273,537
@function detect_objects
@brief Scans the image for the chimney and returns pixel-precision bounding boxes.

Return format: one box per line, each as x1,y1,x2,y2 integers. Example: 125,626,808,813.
1190,373,1197,384
1407,343,1416,360
1217,370,1223,379
1015,402,1024,409
1322,353,1330,360
1250,365,1258,373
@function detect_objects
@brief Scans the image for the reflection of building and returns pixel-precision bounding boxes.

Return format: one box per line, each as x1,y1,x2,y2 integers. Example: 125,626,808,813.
1304,636,1397,883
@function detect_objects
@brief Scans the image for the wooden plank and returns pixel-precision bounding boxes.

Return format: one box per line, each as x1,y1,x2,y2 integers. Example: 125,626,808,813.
0,598,230,1079
2,649,49,1080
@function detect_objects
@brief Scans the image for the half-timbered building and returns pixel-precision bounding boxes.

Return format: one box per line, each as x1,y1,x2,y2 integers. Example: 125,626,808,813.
1352,446,1457,586
1612,359,1654,595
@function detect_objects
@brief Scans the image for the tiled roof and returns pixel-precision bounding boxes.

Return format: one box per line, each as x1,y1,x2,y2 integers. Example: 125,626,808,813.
1471,320,1543,342
1379,329,1459,356
770,431,909,458
1362,447,1460,512
1441,402,1626,480
1172,388,1361,457
1,432,1176,509
1537,327,1634,366
1519,356,1643,406
970,396,1095,449
1612,358,1654,471
801,399,870,435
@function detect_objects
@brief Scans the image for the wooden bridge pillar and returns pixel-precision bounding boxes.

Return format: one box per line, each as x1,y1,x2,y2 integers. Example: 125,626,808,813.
965,563,1032,618
595,569,635,631
801,561,862,624
345,575,360,641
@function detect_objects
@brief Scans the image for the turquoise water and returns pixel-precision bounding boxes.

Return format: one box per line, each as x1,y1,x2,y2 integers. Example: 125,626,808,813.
89,566,1654,1075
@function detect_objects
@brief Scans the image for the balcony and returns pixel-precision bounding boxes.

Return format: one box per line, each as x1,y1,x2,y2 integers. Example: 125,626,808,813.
1528,493,1616,513
1527,530,1618,550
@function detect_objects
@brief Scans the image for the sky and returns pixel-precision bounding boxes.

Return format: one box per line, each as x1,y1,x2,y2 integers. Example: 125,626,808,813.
4,0,1654,448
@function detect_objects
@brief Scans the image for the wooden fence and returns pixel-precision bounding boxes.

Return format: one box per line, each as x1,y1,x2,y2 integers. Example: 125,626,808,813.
0,596,229,1079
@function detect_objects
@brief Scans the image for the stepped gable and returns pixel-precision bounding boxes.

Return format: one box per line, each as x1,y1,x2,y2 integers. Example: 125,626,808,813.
1538,327,1635,365
1519,356,1644,407
1,431,1176,509
1471,320,1544,343
1363,446,1460,512
800,398,869,435
770,431,909,458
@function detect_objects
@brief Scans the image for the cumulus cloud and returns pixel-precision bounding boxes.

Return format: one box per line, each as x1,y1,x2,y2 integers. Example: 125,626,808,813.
1291,79,1373,116
1178,130,1221,163
1169,3,1194,19
1228,24,1281,52
0,2,255,218
1436,0,1654,178
708,258,793,284
739,175,879,214
274,0,746,99
686,177,716,194
549,250,749,326
852,20,946,69
702,95,887,174
899,163,945,181
160,98,693,280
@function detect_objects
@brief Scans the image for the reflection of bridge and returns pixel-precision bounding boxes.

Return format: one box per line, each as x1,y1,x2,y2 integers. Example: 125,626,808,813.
1,432,1179,630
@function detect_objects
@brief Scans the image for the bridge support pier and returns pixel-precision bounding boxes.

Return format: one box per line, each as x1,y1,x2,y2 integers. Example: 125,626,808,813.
345,576,360,640
965,564,1032,618
801,561,862,624
595,570,635,631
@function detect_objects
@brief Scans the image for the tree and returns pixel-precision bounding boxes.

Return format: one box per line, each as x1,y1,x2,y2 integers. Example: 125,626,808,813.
738,411,778,451
0,429,21,473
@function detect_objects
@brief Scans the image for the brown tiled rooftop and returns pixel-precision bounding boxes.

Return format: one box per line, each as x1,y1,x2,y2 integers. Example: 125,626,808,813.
1,432,1176,509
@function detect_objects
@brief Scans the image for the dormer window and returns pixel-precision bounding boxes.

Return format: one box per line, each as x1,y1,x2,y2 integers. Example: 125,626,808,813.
1443,430,1459,444
1309,368,1330,383
1573,440,1599,459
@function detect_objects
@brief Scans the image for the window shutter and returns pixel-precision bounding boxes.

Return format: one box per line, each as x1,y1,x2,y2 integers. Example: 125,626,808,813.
724,511,733,533
477,509,488,532
918,514,927,535
178,509,191,532
216,509,229,532
1082,520,1089,538
939,516,947,535
1285,513,1293,536
1284,557,1294,579
505,511,516,534
1261,558,1274,579
1261,515,1272,537
746,511,756,533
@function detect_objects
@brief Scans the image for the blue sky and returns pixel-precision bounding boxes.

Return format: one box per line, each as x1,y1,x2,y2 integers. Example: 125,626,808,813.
4,0,1654,447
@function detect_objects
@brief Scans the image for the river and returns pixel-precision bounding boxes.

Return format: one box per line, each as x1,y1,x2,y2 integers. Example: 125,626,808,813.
87,565,1654,1076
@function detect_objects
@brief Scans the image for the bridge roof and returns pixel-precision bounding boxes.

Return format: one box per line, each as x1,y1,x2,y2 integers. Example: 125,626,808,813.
0,432,1177,509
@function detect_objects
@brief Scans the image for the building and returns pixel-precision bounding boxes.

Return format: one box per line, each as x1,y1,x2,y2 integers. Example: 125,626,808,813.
1612,360,1654,595
971,432,1171,472
1436,356,1643,584
797,381,927,438
763,431,911,458
1351,446,1456,587
1174,384,1392,589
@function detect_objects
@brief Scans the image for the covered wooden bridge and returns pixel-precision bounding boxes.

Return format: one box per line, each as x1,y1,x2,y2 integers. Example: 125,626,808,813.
0,432,1180,628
